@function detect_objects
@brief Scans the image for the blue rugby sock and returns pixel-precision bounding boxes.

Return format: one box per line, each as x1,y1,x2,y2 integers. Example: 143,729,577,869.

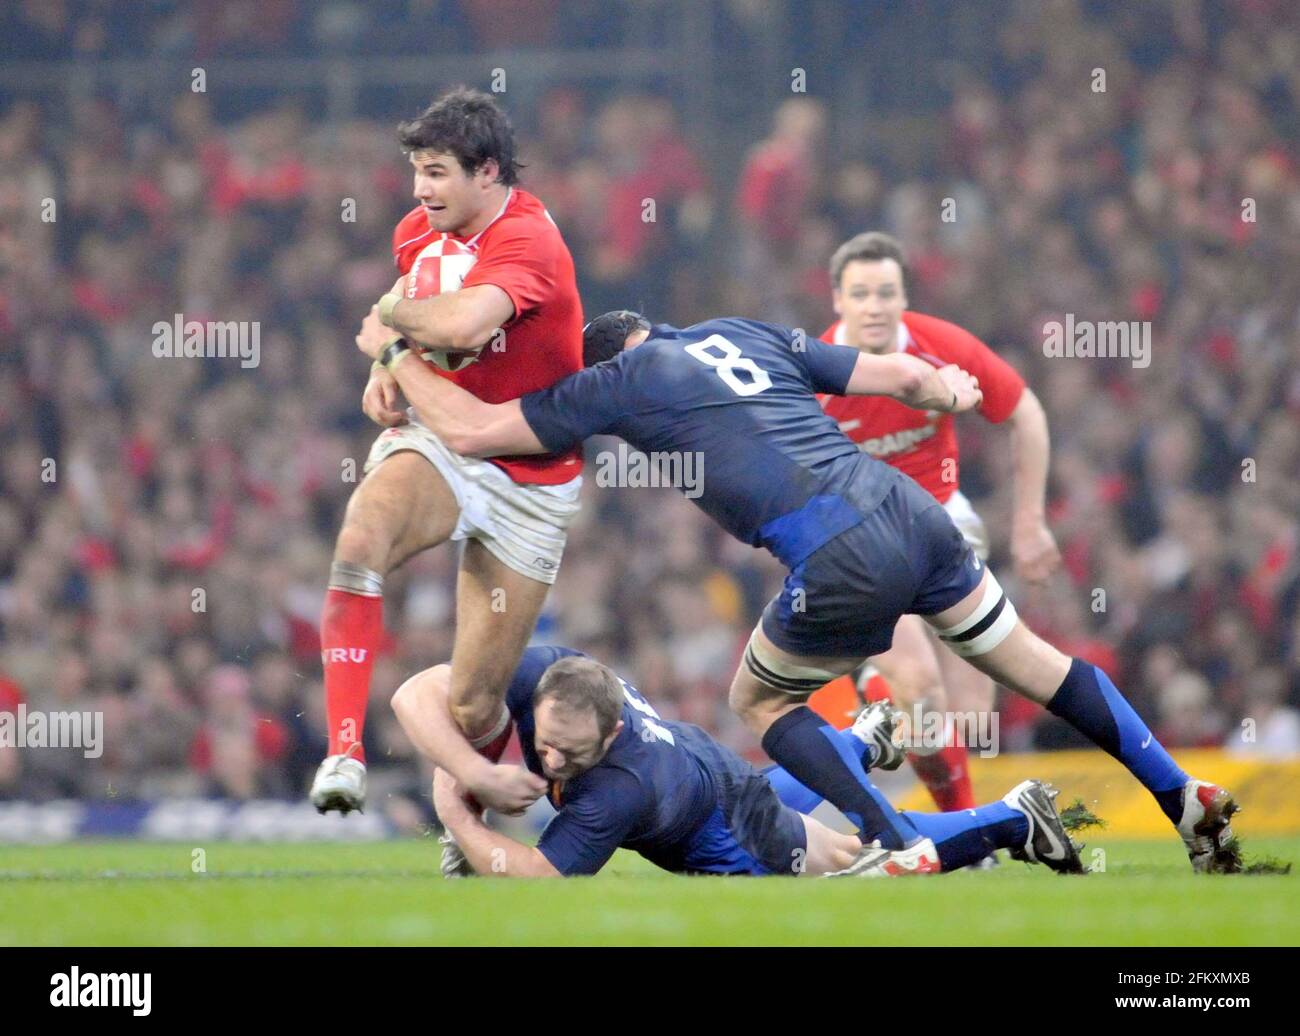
903,804,1028,871
1047,658,1188,822
761,707,917,849
764,729,1024,870
763,762,825,815
763,728,871,815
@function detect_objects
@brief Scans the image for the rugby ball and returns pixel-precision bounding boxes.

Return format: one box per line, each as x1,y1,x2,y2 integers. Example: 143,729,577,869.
407,237,480,372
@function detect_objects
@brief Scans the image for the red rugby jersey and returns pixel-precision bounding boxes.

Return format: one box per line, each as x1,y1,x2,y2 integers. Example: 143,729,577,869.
390,188,584,485
818,311,1025,503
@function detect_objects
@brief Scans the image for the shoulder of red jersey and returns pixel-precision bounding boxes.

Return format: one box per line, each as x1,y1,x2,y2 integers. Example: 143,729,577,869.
899,310,985,357
474,188,559,243
392,205,436,264
507,187,548,217
902,310,1026,422
462,188,572,301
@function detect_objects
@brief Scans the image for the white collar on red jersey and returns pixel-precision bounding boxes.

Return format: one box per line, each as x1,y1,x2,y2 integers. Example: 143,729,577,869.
462,187,513,250
395,223,435,253
831,318,912,352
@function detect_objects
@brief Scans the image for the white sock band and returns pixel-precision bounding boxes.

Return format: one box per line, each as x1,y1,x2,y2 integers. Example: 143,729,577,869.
935,573,1018,658
743,629,841,696
329,561,384,597
469,704,511,750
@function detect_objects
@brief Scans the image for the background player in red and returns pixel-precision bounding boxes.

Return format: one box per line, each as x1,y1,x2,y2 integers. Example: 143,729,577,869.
311,88,583,817
815,231,1060,819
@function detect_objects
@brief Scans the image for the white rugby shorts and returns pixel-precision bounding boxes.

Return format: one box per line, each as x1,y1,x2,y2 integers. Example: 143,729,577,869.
365,410,582,584
942,489,990,562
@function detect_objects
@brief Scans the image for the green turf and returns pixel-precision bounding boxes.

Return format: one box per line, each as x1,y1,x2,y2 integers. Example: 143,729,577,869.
0,836,1296,946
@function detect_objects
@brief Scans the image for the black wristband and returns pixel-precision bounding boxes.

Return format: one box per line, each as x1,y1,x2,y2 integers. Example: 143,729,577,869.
378,337,410,371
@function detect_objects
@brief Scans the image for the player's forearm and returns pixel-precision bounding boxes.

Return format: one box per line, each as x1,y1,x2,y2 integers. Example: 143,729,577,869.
888,356,961,411
388,354,547,458
381,285,512,352
387,351,495,449
1006,388,1051,523
441,809,560,878
847,353,952,411
380,292,478,351
901,364,963,412
391,667,494,790
458,400,550,458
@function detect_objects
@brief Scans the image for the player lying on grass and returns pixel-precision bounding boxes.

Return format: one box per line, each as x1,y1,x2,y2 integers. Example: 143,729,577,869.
355,309,1240,873
392,645,1083,877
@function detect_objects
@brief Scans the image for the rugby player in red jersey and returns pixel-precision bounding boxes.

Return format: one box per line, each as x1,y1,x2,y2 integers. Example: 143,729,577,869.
816,232,1061,818
311,89,582,820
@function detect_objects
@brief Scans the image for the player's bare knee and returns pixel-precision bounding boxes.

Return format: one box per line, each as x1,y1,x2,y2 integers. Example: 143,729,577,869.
915,677,948,714
945,666,996,714
335,456,441,573
390,676,420,719
333,520,393,573
334,489,403,572
727,680,754,718
890,665,946,713
727,681,785,731
735,631,841,728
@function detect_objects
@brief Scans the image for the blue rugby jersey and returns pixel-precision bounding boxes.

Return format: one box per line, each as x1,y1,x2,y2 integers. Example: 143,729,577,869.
520,317,899,568
506,645,783,875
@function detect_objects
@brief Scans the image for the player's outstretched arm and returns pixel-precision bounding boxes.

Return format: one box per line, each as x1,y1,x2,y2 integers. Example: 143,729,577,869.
378,283,515,352
433,768,561,878
391,354,545,457
846,351,982,413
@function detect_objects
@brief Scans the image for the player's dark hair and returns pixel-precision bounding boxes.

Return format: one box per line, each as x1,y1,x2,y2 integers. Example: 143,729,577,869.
397,87,521,186
535,657,624,740
829,231,909,291
582,310,650,367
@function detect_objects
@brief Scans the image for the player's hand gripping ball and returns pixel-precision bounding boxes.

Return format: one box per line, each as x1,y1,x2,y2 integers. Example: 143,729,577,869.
407,237,480,372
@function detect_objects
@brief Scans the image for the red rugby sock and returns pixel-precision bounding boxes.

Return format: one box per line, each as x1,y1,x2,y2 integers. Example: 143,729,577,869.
909,744,976,812
321,588,384,761
473,711,515,762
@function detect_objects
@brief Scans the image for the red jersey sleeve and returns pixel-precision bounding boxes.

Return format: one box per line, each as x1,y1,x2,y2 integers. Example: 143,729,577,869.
460,214,558,321
391,206,435,275
905,312,1025,424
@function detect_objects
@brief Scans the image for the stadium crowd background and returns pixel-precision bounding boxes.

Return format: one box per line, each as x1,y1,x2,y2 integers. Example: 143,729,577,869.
1,0,1298,821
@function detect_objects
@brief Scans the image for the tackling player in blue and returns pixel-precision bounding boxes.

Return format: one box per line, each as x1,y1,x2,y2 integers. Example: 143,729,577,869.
392,645,1081,877
355,309,1240,873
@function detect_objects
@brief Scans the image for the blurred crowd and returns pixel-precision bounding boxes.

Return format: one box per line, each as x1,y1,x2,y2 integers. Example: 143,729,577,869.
1,0,1298,813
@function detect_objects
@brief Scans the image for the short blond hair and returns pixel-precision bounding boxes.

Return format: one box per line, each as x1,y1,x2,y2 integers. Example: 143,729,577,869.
535,656,624,739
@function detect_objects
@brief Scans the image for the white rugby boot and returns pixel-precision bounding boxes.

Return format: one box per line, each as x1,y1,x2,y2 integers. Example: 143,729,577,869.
310,743,367,814
1176,779,1241,874
850,699,908,771
826,836,943,878
1002,779,1084,874
439,832,474,878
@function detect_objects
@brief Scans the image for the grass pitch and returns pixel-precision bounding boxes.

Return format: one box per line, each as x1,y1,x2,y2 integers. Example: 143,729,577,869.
0,836,1296,946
